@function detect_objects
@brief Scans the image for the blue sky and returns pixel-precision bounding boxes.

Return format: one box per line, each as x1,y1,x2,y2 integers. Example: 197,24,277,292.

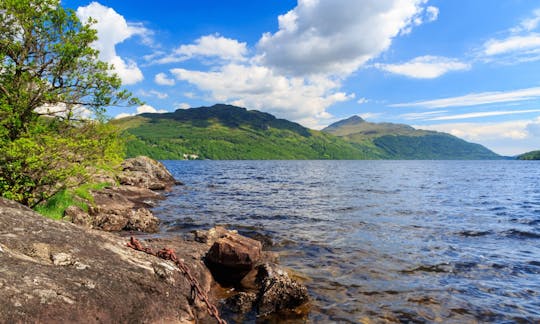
62,0,540,156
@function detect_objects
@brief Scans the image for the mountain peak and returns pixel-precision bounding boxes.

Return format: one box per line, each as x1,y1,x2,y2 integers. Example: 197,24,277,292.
327,115,364,128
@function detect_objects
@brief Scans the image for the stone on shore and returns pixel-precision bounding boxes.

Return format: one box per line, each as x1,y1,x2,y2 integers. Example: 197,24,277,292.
0,198,215,323
205,233,262,283
118,156,181,190
63,156,182,233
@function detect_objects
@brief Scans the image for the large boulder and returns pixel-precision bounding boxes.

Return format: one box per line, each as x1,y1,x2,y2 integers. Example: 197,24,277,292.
0,198,216,323
205,233,262,284
118,156,180,190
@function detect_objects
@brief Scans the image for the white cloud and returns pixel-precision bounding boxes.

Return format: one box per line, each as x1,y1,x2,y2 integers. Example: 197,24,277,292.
163,0,439,126
425,109,540,121
136,104,166,114
358,112,382,120
138,89,168,99
512,8,540,33
426,6,439,22
114,104,167,119
481,9,540,63
375,56,470,79
154,34,247,64
257,0,435,76
400,110,449,120
76,2,144,85
36,103,92,120
483,34,540,56
176,103,191,109
357,97,368,105
154,72,175,86
170,64,353,127
392,86,540,108
526,116,540,137
416,118,540,155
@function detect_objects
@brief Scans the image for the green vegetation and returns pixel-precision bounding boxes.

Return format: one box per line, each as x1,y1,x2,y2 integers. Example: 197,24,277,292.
517,150,540,160
113,104,385,160
0,0,136,208
34,182,111,220
113,105,501,160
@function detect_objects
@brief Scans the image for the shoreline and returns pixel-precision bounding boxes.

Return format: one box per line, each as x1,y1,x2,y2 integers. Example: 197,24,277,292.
0,156,310,323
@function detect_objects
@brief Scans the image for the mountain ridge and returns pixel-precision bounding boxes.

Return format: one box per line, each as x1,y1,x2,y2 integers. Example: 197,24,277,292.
112,104,501,160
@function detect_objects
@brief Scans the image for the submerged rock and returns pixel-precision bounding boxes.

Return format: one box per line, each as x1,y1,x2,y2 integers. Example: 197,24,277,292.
199,227,310,318
0,198,215,323
225,263,310,317
255,263,310,316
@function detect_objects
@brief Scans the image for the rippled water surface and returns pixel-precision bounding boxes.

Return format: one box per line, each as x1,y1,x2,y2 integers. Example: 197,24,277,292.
156,160,540,323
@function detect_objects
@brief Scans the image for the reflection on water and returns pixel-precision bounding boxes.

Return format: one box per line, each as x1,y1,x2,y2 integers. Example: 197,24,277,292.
156,160,540,322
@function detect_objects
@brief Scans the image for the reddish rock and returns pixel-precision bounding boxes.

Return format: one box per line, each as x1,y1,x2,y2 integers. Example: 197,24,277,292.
205,233,262,283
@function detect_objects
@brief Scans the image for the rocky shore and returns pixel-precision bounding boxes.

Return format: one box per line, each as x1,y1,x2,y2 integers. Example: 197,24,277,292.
0,156,309,323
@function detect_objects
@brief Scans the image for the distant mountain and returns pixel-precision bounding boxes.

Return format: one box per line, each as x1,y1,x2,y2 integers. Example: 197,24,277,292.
517,150,540,160
111,105,501,160
111,104,383,160
323,115,501,160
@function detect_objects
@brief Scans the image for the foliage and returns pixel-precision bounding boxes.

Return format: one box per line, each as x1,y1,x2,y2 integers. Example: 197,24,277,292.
112,105,385,160
0,0,136,206
0,121,125,207
34,181,111,219
517,150,540,160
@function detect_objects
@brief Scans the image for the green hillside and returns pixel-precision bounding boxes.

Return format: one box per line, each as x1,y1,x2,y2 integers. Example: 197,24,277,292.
517,150,540,160
111,105,501,160
322,116,501,160
111,104,384,160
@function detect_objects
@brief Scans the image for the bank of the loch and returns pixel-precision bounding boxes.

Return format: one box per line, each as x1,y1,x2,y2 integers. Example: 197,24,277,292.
0,157,309,323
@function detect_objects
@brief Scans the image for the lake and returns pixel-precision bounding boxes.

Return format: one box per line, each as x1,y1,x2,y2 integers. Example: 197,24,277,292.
155,160,540,323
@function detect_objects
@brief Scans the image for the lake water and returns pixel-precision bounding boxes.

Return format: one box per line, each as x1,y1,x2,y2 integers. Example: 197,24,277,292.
155,160,540,323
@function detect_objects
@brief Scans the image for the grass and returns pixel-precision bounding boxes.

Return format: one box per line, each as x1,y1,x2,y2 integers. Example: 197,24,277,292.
34,182,111,220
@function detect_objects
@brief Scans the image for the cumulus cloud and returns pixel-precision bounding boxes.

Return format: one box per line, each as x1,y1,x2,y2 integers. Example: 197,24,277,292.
76,2,145,84
114,104,167,119
392,86,540,108
170,64,353,127
154,72,175,86
257,0,435,76
375,56,470,78
153,34,247,64
164,0,436,125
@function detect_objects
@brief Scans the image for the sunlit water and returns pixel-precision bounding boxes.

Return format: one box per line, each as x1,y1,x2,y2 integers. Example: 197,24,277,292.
155,160,540,323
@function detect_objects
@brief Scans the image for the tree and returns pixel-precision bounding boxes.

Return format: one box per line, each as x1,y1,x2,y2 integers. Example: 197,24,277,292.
0,0,138,207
